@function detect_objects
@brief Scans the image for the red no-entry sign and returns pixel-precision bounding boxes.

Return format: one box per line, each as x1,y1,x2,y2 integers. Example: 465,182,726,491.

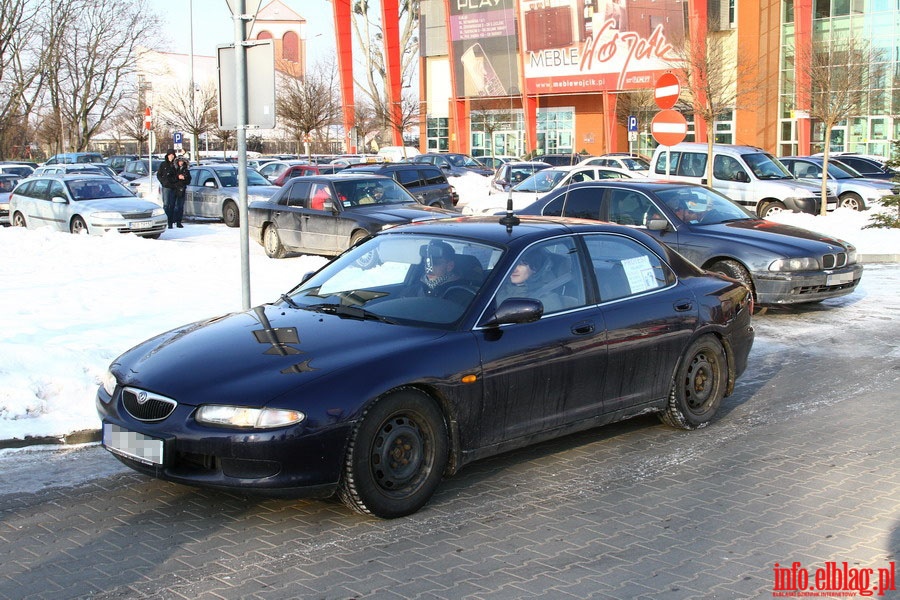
651,110,688,146
654,73,680,110
143,107,152,131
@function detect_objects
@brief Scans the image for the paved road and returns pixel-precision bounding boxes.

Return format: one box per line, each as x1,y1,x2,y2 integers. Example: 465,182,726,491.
1,268,898,600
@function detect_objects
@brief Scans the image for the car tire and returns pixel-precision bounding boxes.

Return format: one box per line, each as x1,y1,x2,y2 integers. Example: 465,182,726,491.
659,335,728,430
70,216,88,235
12,212,26,228
758,200,787,218
839,192,865,211
708,259,754,299
222,200,239,228
263,224,285,259
338,388,449,519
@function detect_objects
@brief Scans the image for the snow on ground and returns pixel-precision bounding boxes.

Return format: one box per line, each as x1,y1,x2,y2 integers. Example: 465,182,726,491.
0,172,897,442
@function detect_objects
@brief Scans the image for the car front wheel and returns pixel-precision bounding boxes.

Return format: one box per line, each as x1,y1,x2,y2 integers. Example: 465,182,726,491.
338,388,449,519
222,200,239,228
263,224,285,259
839,192,865,211
12,212,26,228
659,335,728,430
758,200,787,218
70,216,88,235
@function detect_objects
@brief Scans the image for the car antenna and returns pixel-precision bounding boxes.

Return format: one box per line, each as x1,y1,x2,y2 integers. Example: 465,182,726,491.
498,188,519,232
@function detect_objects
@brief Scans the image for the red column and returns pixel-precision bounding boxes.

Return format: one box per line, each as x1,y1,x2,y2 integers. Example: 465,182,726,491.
603,92,618,152
333,0,356,152
381,0,404,146
523,95,537,155
686,0,708,142
795,0,812,155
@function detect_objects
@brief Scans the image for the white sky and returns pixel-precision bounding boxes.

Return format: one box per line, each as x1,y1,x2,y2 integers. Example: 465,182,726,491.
1,172,898,444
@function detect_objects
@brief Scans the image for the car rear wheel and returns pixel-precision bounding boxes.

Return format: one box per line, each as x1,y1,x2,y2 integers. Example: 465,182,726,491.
222,200,239,228
12,212,26,228
708,260,754,300
70,216,88,235
263,224,285,259
660,335,728,430
839,192,865,211
758,200,786,218
338,388,449,518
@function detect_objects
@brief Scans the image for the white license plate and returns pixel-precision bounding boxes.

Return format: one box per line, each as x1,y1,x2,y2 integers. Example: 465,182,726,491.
827,272,854,285
103,423,163,465
131,220,152,229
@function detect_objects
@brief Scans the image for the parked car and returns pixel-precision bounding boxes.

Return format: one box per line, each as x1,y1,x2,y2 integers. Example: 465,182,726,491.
376,146,421,163
474,155,519,170
464,165,636,215
342,163,458,209
97,214,754,518
0,162,35,178
270,163,346,186
120,159,163,181
649,142,837,218
32,163,125,183
186,164,279,227
829,155,899,181
9,174,167,238
104,154,140,174
248,173,455,259
578,153,651,175
534,153,592,166
778,156,899,211
43,152,105,165
517,179,862,305
0,174,21,225
488,160,551,195
409,153,494,177
258,159,311,182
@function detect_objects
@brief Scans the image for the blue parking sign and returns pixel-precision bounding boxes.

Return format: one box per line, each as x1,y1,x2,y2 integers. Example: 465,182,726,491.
173,132,183,145
627,116,638,132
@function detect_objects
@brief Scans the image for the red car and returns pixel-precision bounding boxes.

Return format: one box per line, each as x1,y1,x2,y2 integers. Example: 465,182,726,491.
271,164,346,186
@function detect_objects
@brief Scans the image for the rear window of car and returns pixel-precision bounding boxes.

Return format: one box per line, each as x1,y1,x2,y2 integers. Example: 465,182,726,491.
395,169,423,187
421,168,447,185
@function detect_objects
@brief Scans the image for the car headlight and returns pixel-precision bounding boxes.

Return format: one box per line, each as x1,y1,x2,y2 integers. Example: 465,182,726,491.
91,211,123,219
101,369,118,397
151,208,165,217
195,405,305,429
769,257,820,271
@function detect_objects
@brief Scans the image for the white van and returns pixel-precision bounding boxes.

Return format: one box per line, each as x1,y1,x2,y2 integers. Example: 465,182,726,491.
649,143,837,218
377,146,421,163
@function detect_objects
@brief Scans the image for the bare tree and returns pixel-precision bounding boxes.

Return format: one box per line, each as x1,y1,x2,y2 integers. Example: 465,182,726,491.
796,36,886,215
667,28,757,186
45,0,161,152
158,80,218,159
276,57,340,154
615,89,656,155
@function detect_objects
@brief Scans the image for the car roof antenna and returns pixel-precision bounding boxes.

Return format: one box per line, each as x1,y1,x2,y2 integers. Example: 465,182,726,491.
498,189,519,232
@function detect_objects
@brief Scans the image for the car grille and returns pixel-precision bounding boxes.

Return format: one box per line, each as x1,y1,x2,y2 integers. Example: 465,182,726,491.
822,252,848,269
121,210,156,219
122,387,177,421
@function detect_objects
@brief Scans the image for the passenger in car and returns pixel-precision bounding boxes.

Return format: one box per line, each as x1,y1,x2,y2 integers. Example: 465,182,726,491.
495,248,565,313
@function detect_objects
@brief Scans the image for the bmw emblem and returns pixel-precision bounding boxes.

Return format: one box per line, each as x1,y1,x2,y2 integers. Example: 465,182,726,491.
137,391,149,405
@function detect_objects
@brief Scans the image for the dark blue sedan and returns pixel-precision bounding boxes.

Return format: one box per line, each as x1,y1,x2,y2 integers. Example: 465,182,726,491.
97,216,754,518
518,180,863,305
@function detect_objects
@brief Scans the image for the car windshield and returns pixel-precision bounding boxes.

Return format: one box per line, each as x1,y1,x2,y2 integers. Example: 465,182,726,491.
826,161,863,179
66,178,134,201
215,168,270,187
334,179,416,207
508,165,547,184
742,153,793,180
655,186,754,224
513,170,567,193
622,158,650,170
284,234,504,329
445,155,482,168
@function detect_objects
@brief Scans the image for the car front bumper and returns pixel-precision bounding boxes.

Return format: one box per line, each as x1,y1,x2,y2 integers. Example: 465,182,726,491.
753,263,863,305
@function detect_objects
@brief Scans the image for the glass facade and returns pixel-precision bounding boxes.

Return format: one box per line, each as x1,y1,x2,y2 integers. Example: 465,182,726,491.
467,108,576,157
778,0,899,157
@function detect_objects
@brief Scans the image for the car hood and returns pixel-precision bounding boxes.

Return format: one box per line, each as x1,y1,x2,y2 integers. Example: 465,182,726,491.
346,202,455,223
111,304,449,407
694,219,852,251
78,197,160,211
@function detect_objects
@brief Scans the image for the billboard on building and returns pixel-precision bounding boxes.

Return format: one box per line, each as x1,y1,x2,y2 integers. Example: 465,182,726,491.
448,0,521,97
522,0,685,93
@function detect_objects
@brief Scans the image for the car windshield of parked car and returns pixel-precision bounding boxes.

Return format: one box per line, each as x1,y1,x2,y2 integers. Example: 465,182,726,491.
655,186,754,225
284,235,503,329
66,178,134,201
622,158,650,170
334,179,416,207
513,170,567,193
508,165,548,184
742,153,793,180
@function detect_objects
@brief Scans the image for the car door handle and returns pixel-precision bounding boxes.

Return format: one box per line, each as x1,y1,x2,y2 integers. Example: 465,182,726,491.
673,299,694,312
571,321,594,335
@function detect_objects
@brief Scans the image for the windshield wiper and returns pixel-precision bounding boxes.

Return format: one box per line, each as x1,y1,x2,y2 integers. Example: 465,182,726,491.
305,303,397,324
280,294,301,309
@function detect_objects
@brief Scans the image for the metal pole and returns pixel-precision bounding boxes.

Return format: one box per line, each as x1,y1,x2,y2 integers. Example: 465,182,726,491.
234,0,251,309
189,0,196,163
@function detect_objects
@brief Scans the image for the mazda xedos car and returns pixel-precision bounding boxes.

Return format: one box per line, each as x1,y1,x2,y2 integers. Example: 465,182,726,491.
97,216,755,518
9,174,167,237
517,180,862,305
248,173,456,259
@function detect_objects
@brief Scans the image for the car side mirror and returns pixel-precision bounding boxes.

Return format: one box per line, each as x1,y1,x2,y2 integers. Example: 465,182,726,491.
204,180,216,188
323,199,335,212
647,218,670,231
735,171,750,183
483,298,543,327
51,196,68,204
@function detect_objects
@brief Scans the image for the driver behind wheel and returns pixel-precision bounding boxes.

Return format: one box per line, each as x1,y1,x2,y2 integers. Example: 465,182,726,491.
410,240,461,297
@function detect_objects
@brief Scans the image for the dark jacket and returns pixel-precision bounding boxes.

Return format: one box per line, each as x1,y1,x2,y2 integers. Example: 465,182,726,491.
172,159,191,190
157,152,177,189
